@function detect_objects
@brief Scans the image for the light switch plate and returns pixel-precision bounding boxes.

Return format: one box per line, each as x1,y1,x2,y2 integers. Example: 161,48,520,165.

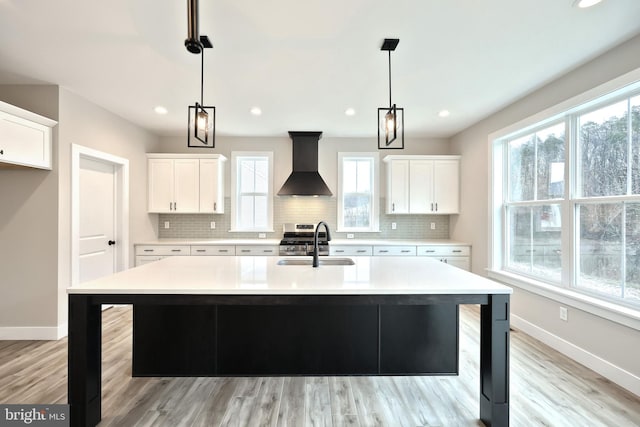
210,221,216,229
391,222,397,230
430,222,436,230
346,233,354,239
164,221,170,229
258,233,266,238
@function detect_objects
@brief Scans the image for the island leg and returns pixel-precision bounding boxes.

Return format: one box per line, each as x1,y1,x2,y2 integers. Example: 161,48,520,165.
479,294,510,427
68,294,102,427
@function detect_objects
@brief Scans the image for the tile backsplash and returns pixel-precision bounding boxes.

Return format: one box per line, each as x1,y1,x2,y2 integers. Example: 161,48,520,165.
158,197,449,240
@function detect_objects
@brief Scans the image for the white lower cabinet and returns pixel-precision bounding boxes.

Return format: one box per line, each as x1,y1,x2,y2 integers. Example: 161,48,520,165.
417,245,470,270
191,245,235,256
135,245,190,266
373,246,417,256
330,246,373,256
235,246,279,256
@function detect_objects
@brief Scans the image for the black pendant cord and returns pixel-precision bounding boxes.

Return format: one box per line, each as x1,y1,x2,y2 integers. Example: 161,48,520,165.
388,49,392,109
200,49,205,106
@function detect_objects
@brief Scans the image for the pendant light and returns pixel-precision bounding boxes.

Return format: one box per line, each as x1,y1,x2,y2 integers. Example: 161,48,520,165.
185,0,215,148
378,38,404,150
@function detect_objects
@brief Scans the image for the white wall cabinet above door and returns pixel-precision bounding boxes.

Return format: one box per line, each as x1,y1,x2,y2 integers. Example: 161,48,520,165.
147,154,226,214
383,155,460,214
0,100,57,170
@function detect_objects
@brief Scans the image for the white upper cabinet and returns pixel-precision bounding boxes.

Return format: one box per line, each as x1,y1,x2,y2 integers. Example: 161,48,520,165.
0,100,57,170
384,155,460,214
147,154,226,214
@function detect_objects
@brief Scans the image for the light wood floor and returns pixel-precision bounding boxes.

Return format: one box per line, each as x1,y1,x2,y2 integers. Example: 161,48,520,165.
1,306,639,427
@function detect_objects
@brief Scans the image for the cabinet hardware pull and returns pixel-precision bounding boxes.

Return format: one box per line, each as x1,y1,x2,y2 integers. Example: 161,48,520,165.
108,240,116,246
214,202,217,211
196,249,205,253
425,250,435,253
435,203,438,212
431,203,434,211
174,202,177,210
379,250,389,253
357,250,367,253
219,249,228,253
392,203,395,212
453,250,462,253
144,249,154,252
171,249,181,252
0,149,3,155
401,250,411,253
335,250,344,253
264,250,273,253
241,250,250,253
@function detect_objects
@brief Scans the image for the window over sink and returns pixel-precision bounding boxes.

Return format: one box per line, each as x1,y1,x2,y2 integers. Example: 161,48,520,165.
337,152,379,232
231,151,274,232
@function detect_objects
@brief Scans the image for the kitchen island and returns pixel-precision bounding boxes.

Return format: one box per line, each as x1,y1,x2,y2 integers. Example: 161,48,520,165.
68,255,512,427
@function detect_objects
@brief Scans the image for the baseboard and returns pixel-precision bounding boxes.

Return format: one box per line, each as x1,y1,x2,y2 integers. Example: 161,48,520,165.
0,323,67,341
512,314,640,397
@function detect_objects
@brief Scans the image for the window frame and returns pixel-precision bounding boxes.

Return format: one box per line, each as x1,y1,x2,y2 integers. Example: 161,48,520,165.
230,151,274,232
489,74,640,328
336,152,380,232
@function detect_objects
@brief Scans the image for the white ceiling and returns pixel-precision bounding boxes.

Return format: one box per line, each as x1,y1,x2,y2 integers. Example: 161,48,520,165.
1,0,639,139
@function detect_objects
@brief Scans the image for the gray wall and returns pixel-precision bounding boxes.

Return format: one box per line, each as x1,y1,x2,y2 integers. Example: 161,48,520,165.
0,85,60,330
449,34,640,383
0,85,159,335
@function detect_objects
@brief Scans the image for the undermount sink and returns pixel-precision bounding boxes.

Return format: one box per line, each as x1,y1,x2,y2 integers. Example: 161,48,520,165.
277,258,355,266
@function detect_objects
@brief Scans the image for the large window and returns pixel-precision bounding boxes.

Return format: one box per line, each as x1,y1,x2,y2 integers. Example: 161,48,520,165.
493,86,640,309
231,152,273,231
337,153,379,232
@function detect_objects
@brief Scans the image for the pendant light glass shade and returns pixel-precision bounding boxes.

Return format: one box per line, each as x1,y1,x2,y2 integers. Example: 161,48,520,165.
188,103,215,147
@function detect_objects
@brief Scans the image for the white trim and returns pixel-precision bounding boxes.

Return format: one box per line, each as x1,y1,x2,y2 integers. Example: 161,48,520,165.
71,144,129,286
512,314,640,397
0,324,67,341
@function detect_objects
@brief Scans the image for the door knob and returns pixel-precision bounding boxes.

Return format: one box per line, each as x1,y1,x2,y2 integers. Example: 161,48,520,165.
108,240,116,246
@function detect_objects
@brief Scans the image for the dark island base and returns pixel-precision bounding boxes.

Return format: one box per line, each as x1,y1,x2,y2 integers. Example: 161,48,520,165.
132,304,459,376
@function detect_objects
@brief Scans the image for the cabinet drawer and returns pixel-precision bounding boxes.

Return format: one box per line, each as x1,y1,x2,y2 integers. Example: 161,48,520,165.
135,245,191,256
235,246,279,256
330,246,373,256
190,245,235,256
373,246,416,256
417,246,470,257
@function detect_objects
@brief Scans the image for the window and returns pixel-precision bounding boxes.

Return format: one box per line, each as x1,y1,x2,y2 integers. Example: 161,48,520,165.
231,152,273,231
337,153,379,232
492,84,640,309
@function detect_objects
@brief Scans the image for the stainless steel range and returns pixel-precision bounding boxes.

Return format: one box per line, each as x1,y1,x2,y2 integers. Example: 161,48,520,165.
279,223,329,256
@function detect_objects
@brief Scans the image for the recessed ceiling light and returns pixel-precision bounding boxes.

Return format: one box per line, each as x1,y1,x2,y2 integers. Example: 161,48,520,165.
438,110,450,118
345,108,356,116
154,106,168,115
573,0,602,8
250,107,262,116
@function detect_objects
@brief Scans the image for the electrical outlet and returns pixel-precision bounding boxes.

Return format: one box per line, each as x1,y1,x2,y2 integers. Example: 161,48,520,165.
346,233,354,239
559,306,568,321
391,222,397,230
210,221,216,229
258,233,266,238
164,221,170,229
430,222,436,230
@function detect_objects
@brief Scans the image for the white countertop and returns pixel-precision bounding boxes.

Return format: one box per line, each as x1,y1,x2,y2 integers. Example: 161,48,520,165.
69,256,510,295
135,239,469,246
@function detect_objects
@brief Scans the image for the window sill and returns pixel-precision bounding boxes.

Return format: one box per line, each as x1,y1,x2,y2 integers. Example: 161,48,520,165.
335,228,381,233
487,269,640,332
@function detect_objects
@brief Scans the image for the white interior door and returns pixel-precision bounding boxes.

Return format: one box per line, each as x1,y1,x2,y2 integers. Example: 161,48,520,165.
79,157,116,283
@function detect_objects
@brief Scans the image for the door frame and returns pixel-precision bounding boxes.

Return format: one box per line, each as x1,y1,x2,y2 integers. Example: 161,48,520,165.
71,144,129,286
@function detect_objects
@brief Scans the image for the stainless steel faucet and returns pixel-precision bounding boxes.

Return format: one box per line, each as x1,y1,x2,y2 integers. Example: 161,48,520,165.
312,221,331,267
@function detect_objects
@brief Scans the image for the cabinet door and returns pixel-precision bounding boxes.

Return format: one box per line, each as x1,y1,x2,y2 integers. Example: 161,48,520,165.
199,159,224,213
408,160,433,213
433,160,459,214
148,159,174,212
0,114,51,169
173,159,200,213
387,159,409,213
